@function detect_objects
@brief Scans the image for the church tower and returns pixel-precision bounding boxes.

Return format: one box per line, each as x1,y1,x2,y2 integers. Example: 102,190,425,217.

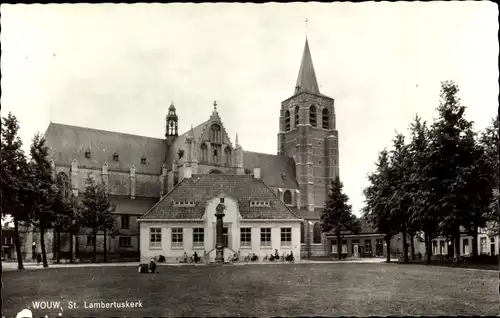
278,38,339,214
165,102,178,148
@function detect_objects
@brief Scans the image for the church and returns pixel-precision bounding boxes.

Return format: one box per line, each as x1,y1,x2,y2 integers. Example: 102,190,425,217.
42,38,340,262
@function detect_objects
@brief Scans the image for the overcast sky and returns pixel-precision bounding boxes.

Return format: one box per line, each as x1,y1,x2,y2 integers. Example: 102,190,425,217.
1,3,498,216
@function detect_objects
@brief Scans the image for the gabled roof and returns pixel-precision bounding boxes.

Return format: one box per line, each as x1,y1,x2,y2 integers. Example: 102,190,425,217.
242,151,299,189
295,38,320,95
108,195,158,215
294,207,323,220
43,123,166,174
140,174,301,220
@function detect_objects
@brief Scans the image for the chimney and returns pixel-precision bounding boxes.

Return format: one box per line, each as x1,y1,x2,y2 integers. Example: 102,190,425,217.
295,189,301,208
184,166,192,179
254,168,261,180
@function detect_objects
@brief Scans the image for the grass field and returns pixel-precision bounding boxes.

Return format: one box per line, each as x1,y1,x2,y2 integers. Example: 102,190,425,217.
2,263,498,317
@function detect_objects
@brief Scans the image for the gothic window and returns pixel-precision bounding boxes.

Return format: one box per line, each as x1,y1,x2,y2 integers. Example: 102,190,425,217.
213,148,218,163
309,106,317,127
56,172,70,198
141,156,147,164
224,147,232,165
322,108,329,129
211,124,221,144
284,110,291,131
283,190,292,205
200,143,208,163
113,152,119,161
294,106,299,127
313,222,322,243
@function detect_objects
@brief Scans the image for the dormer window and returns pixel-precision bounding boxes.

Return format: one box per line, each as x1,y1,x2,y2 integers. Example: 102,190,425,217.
173,201,196,207
113,153,119,161
281,172,286,179
141,156,147,164
85,150,91,158
250,201,271,207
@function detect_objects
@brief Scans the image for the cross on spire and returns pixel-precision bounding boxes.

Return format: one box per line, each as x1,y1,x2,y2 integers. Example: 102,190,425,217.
305,18,308,38
213,100,217,111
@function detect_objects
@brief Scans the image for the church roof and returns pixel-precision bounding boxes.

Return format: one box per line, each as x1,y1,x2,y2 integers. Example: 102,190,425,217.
295,38,320,95
140,174,301,220
108,196,158,215
43,123,166,174
242,151,299,190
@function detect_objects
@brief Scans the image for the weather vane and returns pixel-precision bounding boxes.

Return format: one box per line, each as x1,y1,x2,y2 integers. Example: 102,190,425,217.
305,18,308,38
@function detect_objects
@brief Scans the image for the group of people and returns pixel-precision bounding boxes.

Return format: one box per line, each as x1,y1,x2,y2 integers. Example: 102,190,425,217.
181,252,202,263
266,249,294,262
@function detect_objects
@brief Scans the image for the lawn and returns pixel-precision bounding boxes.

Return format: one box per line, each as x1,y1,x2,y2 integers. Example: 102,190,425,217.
2,263,498,317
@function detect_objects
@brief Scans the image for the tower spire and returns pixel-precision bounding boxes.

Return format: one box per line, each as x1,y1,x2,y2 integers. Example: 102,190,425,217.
294,38,320,95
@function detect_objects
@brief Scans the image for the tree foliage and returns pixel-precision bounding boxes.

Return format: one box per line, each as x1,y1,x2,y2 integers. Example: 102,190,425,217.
29,133,58,268
78,174,117,263
320,178,361,259
0,113,31,270
363,81,497,264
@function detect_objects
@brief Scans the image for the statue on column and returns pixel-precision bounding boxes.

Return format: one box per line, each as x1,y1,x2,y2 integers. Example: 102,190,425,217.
214,195,226,264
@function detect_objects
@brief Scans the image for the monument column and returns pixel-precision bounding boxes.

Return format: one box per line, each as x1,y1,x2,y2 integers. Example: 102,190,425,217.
214,195,226,264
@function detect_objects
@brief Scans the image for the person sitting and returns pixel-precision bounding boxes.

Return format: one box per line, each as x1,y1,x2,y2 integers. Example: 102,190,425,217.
182,252,188,263
149,259,157,273
251,253,258,262
231,253,239,262
269,254,275,261
274,249,280,260
286,251,294,262
193,252,200,263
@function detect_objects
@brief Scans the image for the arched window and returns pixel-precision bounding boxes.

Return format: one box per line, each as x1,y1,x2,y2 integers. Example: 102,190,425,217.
309,106,317,127
283,190,292,205
313,222,322,243
294,106,299,127
300,222,305,243
322,108,329,129
56,172,70,198
224,147,232,165
284,110,291,132
211,124,221,144
200,143,208,162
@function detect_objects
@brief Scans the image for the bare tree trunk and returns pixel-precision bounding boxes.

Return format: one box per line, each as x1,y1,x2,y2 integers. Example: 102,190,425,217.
336,233,342,260
402,229,408,263
410,233,415,261
92,232,97,263
385,236,391,263
56,228,61,263
454,233,461,259
69,232,74,263
13,218,24,270
103,228,107,263
40,226,48,268
424,233,432,264
471,227,478,258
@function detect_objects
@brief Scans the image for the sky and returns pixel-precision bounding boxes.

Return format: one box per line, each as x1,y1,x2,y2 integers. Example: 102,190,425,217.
1,2,498,217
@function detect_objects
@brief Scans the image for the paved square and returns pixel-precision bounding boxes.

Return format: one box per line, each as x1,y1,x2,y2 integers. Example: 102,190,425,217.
2,263,497,317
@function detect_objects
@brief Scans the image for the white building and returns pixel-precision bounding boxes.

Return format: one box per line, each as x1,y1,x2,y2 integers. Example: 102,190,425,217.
138,168,303,263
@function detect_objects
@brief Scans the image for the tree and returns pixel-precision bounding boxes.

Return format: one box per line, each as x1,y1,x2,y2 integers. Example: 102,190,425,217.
406,115,439,264
29,133,58,268
79,174,116,263
427,81,478,258
480,116,499,238
320,178,361,260
363,149,396,262
387,133,413,263
1,113,32,270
